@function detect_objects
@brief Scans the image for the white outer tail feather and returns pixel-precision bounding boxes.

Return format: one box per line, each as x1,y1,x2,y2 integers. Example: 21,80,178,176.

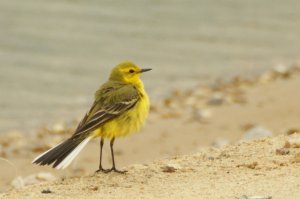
32,136,92,170
55,137,92,169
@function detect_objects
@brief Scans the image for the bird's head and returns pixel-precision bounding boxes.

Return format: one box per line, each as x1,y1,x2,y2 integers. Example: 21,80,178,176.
109,61,151,84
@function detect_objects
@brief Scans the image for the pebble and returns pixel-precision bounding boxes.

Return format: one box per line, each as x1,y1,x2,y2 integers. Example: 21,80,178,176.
11,177,24,189
242,126,273,140
273,64,289,76
208,92,225,105
211,138,229,148
41,188,53,194
192,108,212,122
52,122,66,134
161,163,182,173
11,172,57,189
284,135,300,148
285,128,300,135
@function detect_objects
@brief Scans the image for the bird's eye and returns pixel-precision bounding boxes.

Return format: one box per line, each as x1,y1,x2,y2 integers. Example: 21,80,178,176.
129,69,135,73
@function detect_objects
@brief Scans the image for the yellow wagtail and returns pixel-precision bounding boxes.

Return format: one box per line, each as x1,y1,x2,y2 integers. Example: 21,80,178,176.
32,61,151,173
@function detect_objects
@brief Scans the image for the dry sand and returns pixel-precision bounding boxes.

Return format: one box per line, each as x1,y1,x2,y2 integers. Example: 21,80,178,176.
1,66,300,198
2,134,300,199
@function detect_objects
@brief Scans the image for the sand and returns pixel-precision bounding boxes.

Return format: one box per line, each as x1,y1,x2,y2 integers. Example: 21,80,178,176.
1,66,300,198
2,134,300,199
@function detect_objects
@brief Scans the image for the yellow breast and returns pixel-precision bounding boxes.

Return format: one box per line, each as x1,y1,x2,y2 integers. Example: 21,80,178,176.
98,88,149,139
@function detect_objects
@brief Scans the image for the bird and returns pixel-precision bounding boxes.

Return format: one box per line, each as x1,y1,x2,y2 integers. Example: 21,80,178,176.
32,61,151,173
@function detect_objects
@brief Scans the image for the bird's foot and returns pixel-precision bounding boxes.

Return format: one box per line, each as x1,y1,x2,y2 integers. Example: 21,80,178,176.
95,167,110,173
104,167,127,174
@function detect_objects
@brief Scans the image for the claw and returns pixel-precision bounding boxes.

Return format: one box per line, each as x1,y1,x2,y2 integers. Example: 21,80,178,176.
95,168,110,173
104,167,127,174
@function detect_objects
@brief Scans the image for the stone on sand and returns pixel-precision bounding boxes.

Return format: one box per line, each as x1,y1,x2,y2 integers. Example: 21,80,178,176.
242,126,273,140
11,173,57,189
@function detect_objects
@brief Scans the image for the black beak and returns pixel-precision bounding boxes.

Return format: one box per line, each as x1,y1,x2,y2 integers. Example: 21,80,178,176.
140,68,152,73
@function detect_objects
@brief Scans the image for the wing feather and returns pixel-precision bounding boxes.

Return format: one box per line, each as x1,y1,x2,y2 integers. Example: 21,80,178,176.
71,83,140,139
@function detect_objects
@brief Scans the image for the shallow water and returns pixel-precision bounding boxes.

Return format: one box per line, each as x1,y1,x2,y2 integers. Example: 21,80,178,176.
0,0,300,132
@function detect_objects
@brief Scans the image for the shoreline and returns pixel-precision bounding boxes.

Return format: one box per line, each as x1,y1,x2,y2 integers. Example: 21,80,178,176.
1,62,299,134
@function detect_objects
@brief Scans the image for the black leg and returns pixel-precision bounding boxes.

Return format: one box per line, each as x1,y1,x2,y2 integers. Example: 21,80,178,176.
106,137,127,173
96,138,108,173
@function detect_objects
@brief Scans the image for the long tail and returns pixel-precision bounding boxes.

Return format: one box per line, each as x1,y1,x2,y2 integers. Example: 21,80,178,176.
32,136,92,169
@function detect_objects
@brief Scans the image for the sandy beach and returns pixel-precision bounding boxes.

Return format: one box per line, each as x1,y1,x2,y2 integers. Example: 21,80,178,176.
1,66,300,198
2,134,300,199
1,1,300,197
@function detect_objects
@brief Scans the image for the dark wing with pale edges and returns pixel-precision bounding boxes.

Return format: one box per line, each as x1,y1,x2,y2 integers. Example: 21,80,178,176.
71,83,140,139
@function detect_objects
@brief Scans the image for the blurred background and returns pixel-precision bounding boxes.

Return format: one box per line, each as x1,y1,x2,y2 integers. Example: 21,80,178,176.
0,0,300,132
